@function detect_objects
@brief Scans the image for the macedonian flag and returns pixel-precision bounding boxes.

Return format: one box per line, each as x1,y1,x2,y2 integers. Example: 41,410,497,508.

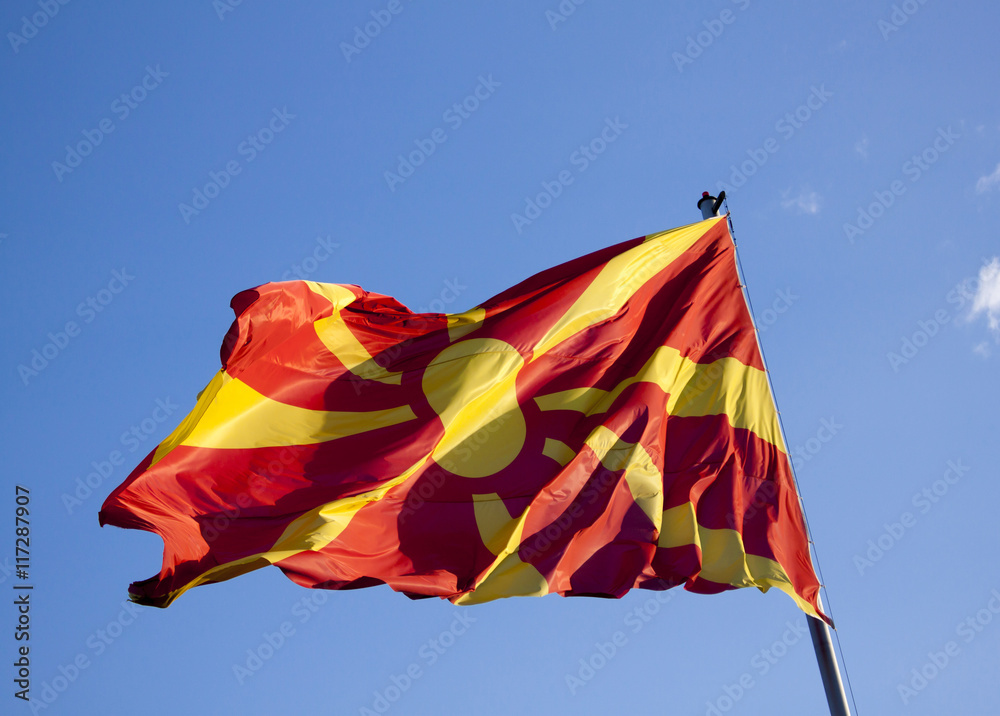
100,216,827,622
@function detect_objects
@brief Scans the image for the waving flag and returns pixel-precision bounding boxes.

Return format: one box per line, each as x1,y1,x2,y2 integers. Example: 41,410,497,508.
100,216,827,622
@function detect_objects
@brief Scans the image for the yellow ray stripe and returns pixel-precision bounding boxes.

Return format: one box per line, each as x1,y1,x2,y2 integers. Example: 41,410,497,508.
454,493,548,604
658,502,819,618
149,370,228,467
583,426,663,531
305,281,403,385
170,373,416,450
534,345,784,452
446,307,486,342
140,457,430,607
313,314,403,384
541,438,575,467
472,492,523,556
531,218,723,360
534,386,592,413
452,553,549,605
458,423,669,605
302,280,356,307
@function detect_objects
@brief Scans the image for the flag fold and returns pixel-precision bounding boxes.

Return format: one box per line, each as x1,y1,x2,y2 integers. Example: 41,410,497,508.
100,216,827,623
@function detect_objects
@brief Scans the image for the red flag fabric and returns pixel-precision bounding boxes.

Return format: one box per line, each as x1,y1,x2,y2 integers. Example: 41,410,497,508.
100,216,827,622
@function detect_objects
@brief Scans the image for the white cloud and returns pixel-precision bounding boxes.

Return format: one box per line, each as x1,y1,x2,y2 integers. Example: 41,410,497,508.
854,135,869,160
780,188,821,215
973,341,991,358
976,164,1000,194
969,257,1000,338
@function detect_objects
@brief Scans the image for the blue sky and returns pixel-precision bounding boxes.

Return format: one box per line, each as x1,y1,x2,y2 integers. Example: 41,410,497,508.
2,1,999,714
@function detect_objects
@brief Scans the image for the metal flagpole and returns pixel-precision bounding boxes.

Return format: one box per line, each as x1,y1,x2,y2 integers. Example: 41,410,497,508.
808,602,851,716
696,191,853,716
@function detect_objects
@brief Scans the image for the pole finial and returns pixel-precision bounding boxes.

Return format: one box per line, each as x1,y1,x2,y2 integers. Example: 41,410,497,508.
697,190,726,220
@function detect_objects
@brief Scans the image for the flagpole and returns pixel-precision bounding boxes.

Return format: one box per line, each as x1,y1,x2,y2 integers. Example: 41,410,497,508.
697,192,853,716
808,601,851,716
